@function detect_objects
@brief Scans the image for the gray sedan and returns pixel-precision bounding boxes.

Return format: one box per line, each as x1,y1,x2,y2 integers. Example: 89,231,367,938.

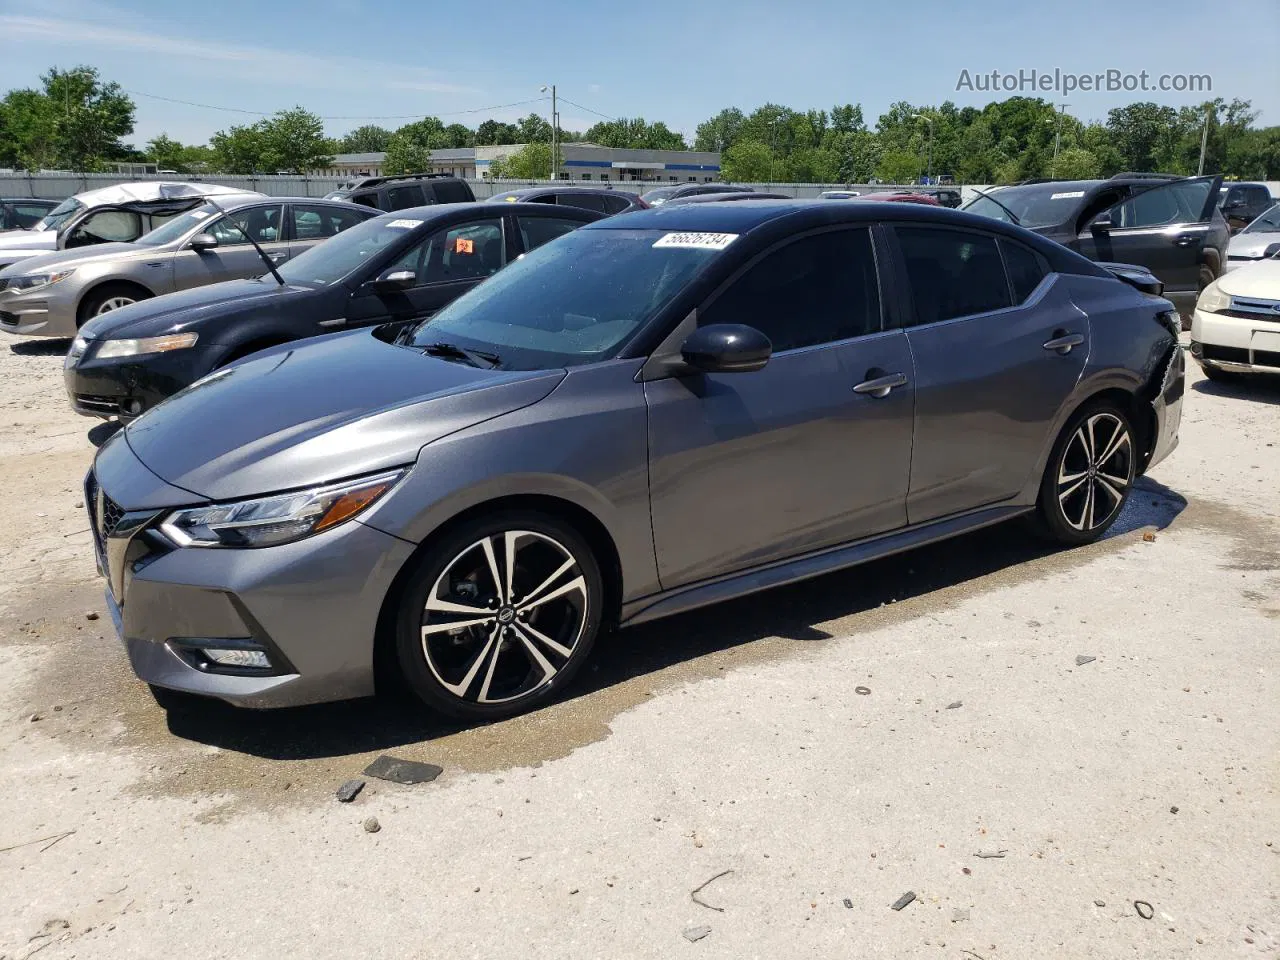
1224,203,1280,272
0,197,376,338
87,200,1183,721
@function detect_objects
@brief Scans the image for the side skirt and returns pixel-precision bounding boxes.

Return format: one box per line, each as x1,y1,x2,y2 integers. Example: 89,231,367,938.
619,503,1032,627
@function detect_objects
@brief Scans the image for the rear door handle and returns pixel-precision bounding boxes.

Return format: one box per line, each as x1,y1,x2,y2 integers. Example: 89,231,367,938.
1043,332,1085,355
268,252,289,262
1173,234,1200,247
853,372,908,398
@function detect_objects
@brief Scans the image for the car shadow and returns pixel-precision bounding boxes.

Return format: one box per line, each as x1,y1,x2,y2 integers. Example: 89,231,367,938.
9,337,70,357
1192,375,1280,406
161,476,1188,761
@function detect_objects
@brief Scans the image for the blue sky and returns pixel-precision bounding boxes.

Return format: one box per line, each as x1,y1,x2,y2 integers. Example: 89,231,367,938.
1,0,1276,148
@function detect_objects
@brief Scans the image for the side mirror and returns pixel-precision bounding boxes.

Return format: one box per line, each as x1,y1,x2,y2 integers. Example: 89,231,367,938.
680,324,772,374
189,232,218,252
1264,241,1280,259
373,268,417,291
1090,215,1113,233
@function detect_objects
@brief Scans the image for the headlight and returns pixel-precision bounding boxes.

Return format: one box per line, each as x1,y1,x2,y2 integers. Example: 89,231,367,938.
95,332,199,359
160,470,405,548
7,269,74,292
1197,281,1231,314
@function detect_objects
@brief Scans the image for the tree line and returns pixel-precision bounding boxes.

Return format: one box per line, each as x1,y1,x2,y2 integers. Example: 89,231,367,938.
2,66,1278,183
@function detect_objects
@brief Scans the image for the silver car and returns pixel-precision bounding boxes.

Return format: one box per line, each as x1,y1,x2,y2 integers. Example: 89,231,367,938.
1224,202,1280,272
0,197,376,338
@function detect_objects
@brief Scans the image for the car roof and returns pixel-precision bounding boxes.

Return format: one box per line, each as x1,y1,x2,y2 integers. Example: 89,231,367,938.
372,200,606,225
68,181,258,206
492,187,630,198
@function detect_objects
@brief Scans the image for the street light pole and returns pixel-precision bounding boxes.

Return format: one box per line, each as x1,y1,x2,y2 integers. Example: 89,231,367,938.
540,84,558,181
1197,102,1212,175
912,114,933,183
1053,103,1069,171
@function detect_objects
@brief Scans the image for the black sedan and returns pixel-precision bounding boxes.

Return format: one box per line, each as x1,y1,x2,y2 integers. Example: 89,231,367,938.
486,186,647,215
65,202,605,419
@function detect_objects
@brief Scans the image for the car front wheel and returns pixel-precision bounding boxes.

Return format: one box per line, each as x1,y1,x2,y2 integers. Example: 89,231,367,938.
1034,402,1136,545
395,511,604,721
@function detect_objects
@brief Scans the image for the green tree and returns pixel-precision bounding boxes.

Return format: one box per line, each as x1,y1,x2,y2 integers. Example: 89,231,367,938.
0,66,134,171
146,134,212,173
339,124,392,153
475,120,520,145
694,108,744,152
875,149,921,184
209,123,268,173
1105,102,1180,172
516,113,553,144
0,88,59,169
489,142,554,179
582,118,687,150
209,108,331,173
1049,147,1100,180
442,123,475,148
720,140,774,182
382,134,433,175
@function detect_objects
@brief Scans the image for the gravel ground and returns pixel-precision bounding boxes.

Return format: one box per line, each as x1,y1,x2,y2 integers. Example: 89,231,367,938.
1,336,1277,959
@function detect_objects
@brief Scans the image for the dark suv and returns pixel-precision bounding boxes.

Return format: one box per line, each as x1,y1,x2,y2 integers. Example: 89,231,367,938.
485,186,647,215
1218,182,1275,233
324,173,476,212
962,173,1227,320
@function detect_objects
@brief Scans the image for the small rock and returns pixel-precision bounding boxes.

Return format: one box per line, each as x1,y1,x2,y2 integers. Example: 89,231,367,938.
85,612,99,621
890,891,916,911
1075,655,1096,666
682,926,711,942
363,817,381,834
52,705,61,713
1143,532,1156,542
946,701,962,710
843,898,853,909
962,868,971,875
1170,805,1179,814
569,889,579,895
335,779,365,803
1094,899,1106,907
1134,900,1154,920
74,501,83,508
29,713,42,722
364,755,442,785
951,907,970,923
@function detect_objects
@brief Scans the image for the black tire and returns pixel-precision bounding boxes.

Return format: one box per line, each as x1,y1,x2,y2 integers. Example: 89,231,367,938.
1033,400,1137,546
394,510,604,722
1200,363,1238,383
78,283,151,326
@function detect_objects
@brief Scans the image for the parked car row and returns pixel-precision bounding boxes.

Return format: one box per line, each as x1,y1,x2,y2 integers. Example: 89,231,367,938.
58,193,1187,721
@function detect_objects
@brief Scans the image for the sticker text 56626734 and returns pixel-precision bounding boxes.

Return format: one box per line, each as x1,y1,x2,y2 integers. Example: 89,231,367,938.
652,232,739,251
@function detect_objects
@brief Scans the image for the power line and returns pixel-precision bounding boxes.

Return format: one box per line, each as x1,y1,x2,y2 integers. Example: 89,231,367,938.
555,95,619,122
121,89,551,122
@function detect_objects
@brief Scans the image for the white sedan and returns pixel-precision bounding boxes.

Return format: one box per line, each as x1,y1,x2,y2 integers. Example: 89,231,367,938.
1224,202,1280,272
1191,257,1280,379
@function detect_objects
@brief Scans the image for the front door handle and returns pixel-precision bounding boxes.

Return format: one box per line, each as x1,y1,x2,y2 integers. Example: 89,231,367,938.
1043,332,1085,355
1172,233,1200,247
267,252,289,262
853,371,908,398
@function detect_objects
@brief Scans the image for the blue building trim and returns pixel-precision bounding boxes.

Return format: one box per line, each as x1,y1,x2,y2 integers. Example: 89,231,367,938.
563,160,614,168
665,163,721,171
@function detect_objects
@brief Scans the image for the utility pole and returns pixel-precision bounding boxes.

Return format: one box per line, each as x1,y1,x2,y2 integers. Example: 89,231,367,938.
1053,103,1069,170
1197,102,1212,175
913,114,934,183
540,85,558,180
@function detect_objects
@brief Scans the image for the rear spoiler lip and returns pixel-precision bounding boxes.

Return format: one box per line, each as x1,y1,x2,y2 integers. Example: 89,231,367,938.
1096,261,1165,296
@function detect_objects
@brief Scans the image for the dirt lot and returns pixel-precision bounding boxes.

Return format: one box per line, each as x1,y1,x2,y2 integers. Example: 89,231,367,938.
1,336,1277,959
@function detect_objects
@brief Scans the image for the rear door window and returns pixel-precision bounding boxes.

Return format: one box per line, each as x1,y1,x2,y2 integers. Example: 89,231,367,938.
894,226,1012,325
601,195,634,214
290,204,368,239
1000,239,1048,303
1112,179,1214,228
387,185,426,210
351,193,380,210
517,215,586,252
432,180,473,204
556,193,607,213
428,219,505,282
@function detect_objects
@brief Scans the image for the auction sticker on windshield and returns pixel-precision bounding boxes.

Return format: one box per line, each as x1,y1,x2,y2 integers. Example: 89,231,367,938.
387,219,424,229
1050,191,1086,200
653,232,738,250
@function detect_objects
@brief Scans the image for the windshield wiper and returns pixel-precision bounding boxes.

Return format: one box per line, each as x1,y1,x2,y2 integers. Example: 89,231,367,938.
202,198,286,286
967,187,1021,226
419,341,500,369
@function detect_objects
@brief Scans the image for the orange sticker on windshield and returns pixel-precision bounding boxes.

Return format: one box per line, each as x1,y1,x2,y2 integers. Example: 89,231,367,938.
455,237,474,255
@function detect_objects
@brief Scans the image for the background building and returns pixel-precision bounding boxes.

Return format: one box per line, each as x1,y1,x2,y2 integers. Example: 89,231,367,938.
315,145,721,183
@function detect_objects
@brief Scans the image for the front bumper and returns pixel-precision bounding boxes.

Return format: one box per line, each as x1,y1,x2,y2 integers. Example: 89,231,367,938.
64,342,222,419
1145,335,1184,472
87,443,415,708
0,287,77,338
1190,307,1280,375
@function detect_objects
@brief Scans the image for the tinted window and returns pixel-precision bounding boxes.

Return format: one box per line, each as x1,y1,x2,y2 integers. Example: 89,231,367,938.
699,229,881,351
1250,187,1272,206
518,215,585,252
351,193,380,209
556,193,606,213
896,227,1011,325
1242,203,1280,234
209,205,283,245
601,195,634,214
432,180,473,204
1113,179,1211,228
12,203,52,228
277,216,421,286
387,185,425,210
291,204,368,240
431,219,504,281
1001,240,1046,303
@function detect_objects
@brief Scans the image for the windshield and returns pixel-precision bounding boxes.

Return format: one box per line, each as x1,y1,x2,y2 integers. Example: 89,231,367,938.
36,198,84,232
322,191,349,200
134,205,219,245
962,184,1093,227
1242,203,1280,234
408,228,722,369
640,187,680,204
486,192,525,203
277,215,417,285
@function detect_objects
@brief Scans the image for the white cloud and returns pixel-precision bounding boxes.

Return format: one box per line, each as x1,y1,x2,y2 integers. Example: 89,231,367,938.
0,14,479,97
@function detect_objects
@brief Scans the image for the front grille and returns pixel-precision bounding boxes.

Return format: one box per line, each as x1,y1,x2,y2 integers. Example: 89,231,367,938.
1228,296,1280,317
1220,309,1280,323
100,491,125,537
75,395,124,415
0,278,9,292
0,311,18,327
1203,344,1250,364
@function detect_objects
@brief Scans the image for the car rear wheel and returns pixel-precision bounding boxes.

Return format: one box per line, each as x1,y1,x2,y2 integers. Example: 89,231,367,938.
79,284,151,325
1033,401,1136,545
394,511,603,721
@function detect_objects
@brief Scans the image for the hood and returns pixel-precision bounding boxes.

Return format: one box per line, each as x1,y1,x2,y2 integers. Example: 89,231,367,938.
122,329,566,501
2,242,143,276
0,229,55,255
1227,231,1280,259
78,278,310,340
1216,259,1280,297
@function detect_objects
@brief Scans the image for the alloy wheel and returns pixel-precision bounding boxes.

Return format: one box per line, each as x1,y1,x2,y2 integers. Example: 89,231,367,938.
420,530,589,705
1056,413,1133,532
96,296,136,315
